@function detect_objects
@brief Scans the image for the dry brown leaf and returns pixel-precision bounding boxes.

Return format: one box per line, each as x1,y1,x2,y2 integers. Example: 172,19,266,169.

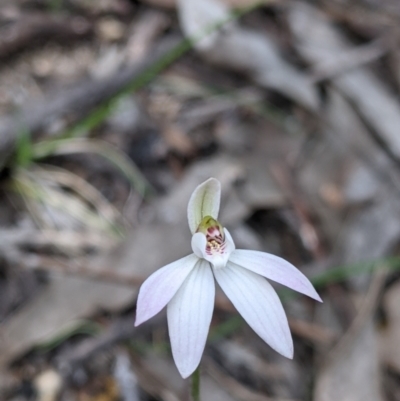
287,2,400,160
314,271,386,401
177,0,319,110
315,322,383,401
325,90,400,202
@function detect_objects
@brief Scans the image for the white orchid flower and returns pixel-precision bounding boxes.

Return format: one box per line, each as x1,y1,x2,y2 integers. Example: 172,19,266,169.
135,178,322,378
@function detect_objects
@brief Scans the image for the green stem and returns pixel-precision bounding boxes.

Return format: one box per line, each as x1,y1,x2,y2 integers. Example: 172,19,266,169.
191,366,201,401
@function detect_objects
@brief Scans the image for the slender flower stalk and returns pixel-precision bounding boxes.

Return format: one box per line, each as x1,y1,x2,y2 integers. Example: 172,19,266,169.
135,178,322,379
191,366,200,401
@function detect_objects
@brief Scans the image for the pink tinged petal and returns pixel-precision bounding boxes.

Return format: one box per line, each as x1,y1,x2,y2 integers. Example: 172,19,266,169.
187,178,221,234
167,259,215,378
214,262,293,358
135,254,199,326
229,250,322,302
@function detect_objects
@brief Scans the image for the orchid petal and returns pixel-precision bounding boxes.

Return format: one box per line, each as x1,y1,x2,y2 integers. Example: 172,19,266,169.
135,254,199,326
214,262,293,358
224,228,236,254
187,178,221,234
167,259,215,378
229,250,322,302
191,232,207,259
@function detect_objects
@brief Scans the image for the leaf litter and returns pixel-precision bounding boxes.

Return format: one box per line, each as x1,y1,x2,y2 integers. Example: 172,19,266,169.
1,0,400,400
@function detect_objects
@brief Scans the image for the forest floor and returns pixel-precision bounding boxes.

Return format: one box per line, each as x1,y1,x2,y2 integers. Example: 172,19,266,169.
1,0,400,400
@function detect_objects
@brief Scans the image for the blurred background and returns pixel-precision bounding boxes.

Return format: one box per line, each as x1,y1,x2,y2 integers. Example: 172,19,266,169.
1,0,400,400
